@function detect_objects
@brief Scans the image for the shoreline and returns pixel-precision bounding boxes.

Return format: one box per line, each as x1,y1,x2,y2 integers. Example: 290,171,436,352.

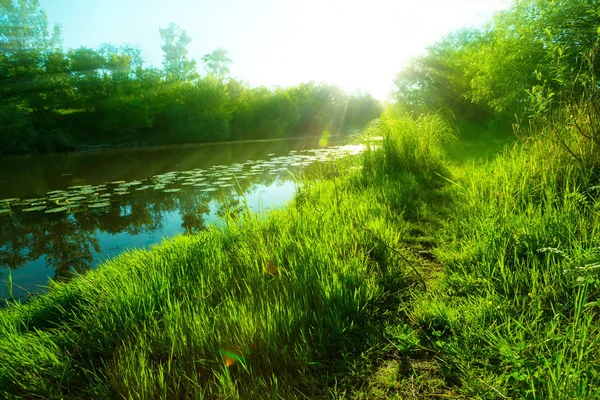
0,134,347,160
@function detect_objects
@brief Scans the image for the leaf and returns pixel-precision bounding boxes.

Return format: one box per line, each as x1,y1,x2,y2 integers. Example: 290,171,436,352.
88,202,110,208
7,269,13,299
23,206,47,212
45,206,68,213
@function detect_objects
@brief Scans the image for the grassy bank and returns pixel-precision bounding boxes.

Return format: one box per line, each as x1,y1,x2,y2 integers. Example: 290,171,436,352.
1,110,599,398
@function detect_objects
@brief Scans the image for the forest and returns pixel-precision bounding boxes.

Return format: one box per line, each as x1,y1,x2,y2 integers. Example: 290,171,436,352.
1,0,600,398
394,0,598,129
0,3,381,154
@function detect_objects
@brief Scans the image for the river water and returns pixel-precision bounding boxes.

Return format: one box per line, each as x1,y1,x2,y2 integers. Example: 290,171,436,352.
0,137,364,302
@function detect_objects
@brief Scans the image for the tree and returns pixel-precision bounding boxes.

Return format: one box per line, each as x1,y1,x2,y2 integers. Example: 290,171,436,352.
68,47,104,78
0,0,65,153
201,48,232,79
393,29,494,121
0,0,60,57
98,44,144,81
0,0,61,99
343,92,382,132
159,22,197,82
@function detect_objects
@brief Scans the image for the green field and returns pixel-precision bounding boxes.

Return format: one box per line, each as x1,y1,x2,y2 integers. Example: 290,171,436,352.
2,109,599,398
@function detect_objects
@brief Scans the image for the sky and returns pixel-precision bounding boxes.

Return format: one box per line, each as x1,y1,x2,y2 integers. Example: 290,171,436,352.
38,0,512,99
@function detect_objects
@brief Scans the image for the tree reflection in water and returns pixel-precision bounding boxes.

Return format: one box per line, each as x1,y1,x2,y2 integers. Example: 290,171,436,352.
0,142,365,302
0,169,282,301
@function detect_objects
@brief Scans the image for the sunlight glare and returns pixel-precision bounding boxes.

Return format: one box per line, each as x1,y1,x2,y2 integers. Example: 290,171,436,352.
39,0,512,100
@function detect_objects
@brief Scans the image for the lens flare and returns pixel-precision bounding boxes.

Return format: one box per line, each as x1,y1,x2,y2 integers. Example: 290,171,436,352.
319,130,331,147
221,348,250,368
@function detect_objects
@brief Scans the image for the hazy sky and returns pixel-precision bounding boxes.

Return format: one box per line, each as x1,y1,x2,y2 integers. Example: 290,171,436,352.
38,0,511,99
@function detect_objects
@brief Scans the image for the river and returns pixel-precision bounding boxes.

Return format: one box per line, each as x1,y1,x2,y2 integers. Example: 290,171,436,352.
0,137,364,303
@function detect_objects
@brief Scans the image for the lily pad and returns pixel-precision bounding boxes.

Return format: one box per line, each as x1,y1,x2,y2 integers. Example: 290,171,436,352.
200,187,218,192
45,206,68,214
23,206,47,212
124,181,143,186
67,196,87,202
88,202,110,209
0,209,11,215
0,198,19,203
163,188,182,193
185,177,206,182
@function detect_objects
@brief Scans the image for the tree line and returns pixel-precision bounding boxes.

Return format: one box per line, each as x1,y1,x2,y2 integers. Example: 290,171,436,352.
0,1,382,154
393,0,600,131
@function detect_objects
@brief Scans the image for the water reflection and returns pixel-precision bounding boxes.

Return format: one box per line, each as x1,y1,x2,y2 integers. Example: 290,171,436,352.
0,142,364,302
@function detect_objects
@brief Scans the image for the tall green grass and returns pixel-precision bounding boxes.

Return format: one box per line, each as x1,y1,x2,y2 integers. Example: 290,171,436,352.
0,115,451,398
3,106,598,398
362,111,453,183
402,119,600,397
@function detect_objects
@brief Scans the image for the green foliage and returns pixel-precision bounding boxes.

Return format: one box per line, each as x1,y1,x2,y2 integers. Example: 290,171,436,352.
159,22,198,82
288,83,358,136
229,87,300,140
4,66,600,397
201,48,232,79
394,29,493,121
417,134,600,398
343,92,384,132
394,0,600,126
95,95,154,140
0,0,59,58
0,102,35,153
4,0,600,396
153,78,232,143
0,1,382,153
362,111,453,184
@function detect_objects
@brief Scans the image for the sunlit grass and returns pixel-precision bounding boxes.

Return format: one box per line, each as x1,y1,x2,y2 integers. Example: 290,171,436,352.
2,111,600,398
0,121,442,397
399,126,600,398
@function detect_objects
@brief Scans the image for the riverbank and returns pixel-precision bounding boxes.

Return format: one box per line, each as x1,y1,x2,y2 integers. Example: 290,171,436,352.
0,134,346,159
1,113,599,398
0,142,366,302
